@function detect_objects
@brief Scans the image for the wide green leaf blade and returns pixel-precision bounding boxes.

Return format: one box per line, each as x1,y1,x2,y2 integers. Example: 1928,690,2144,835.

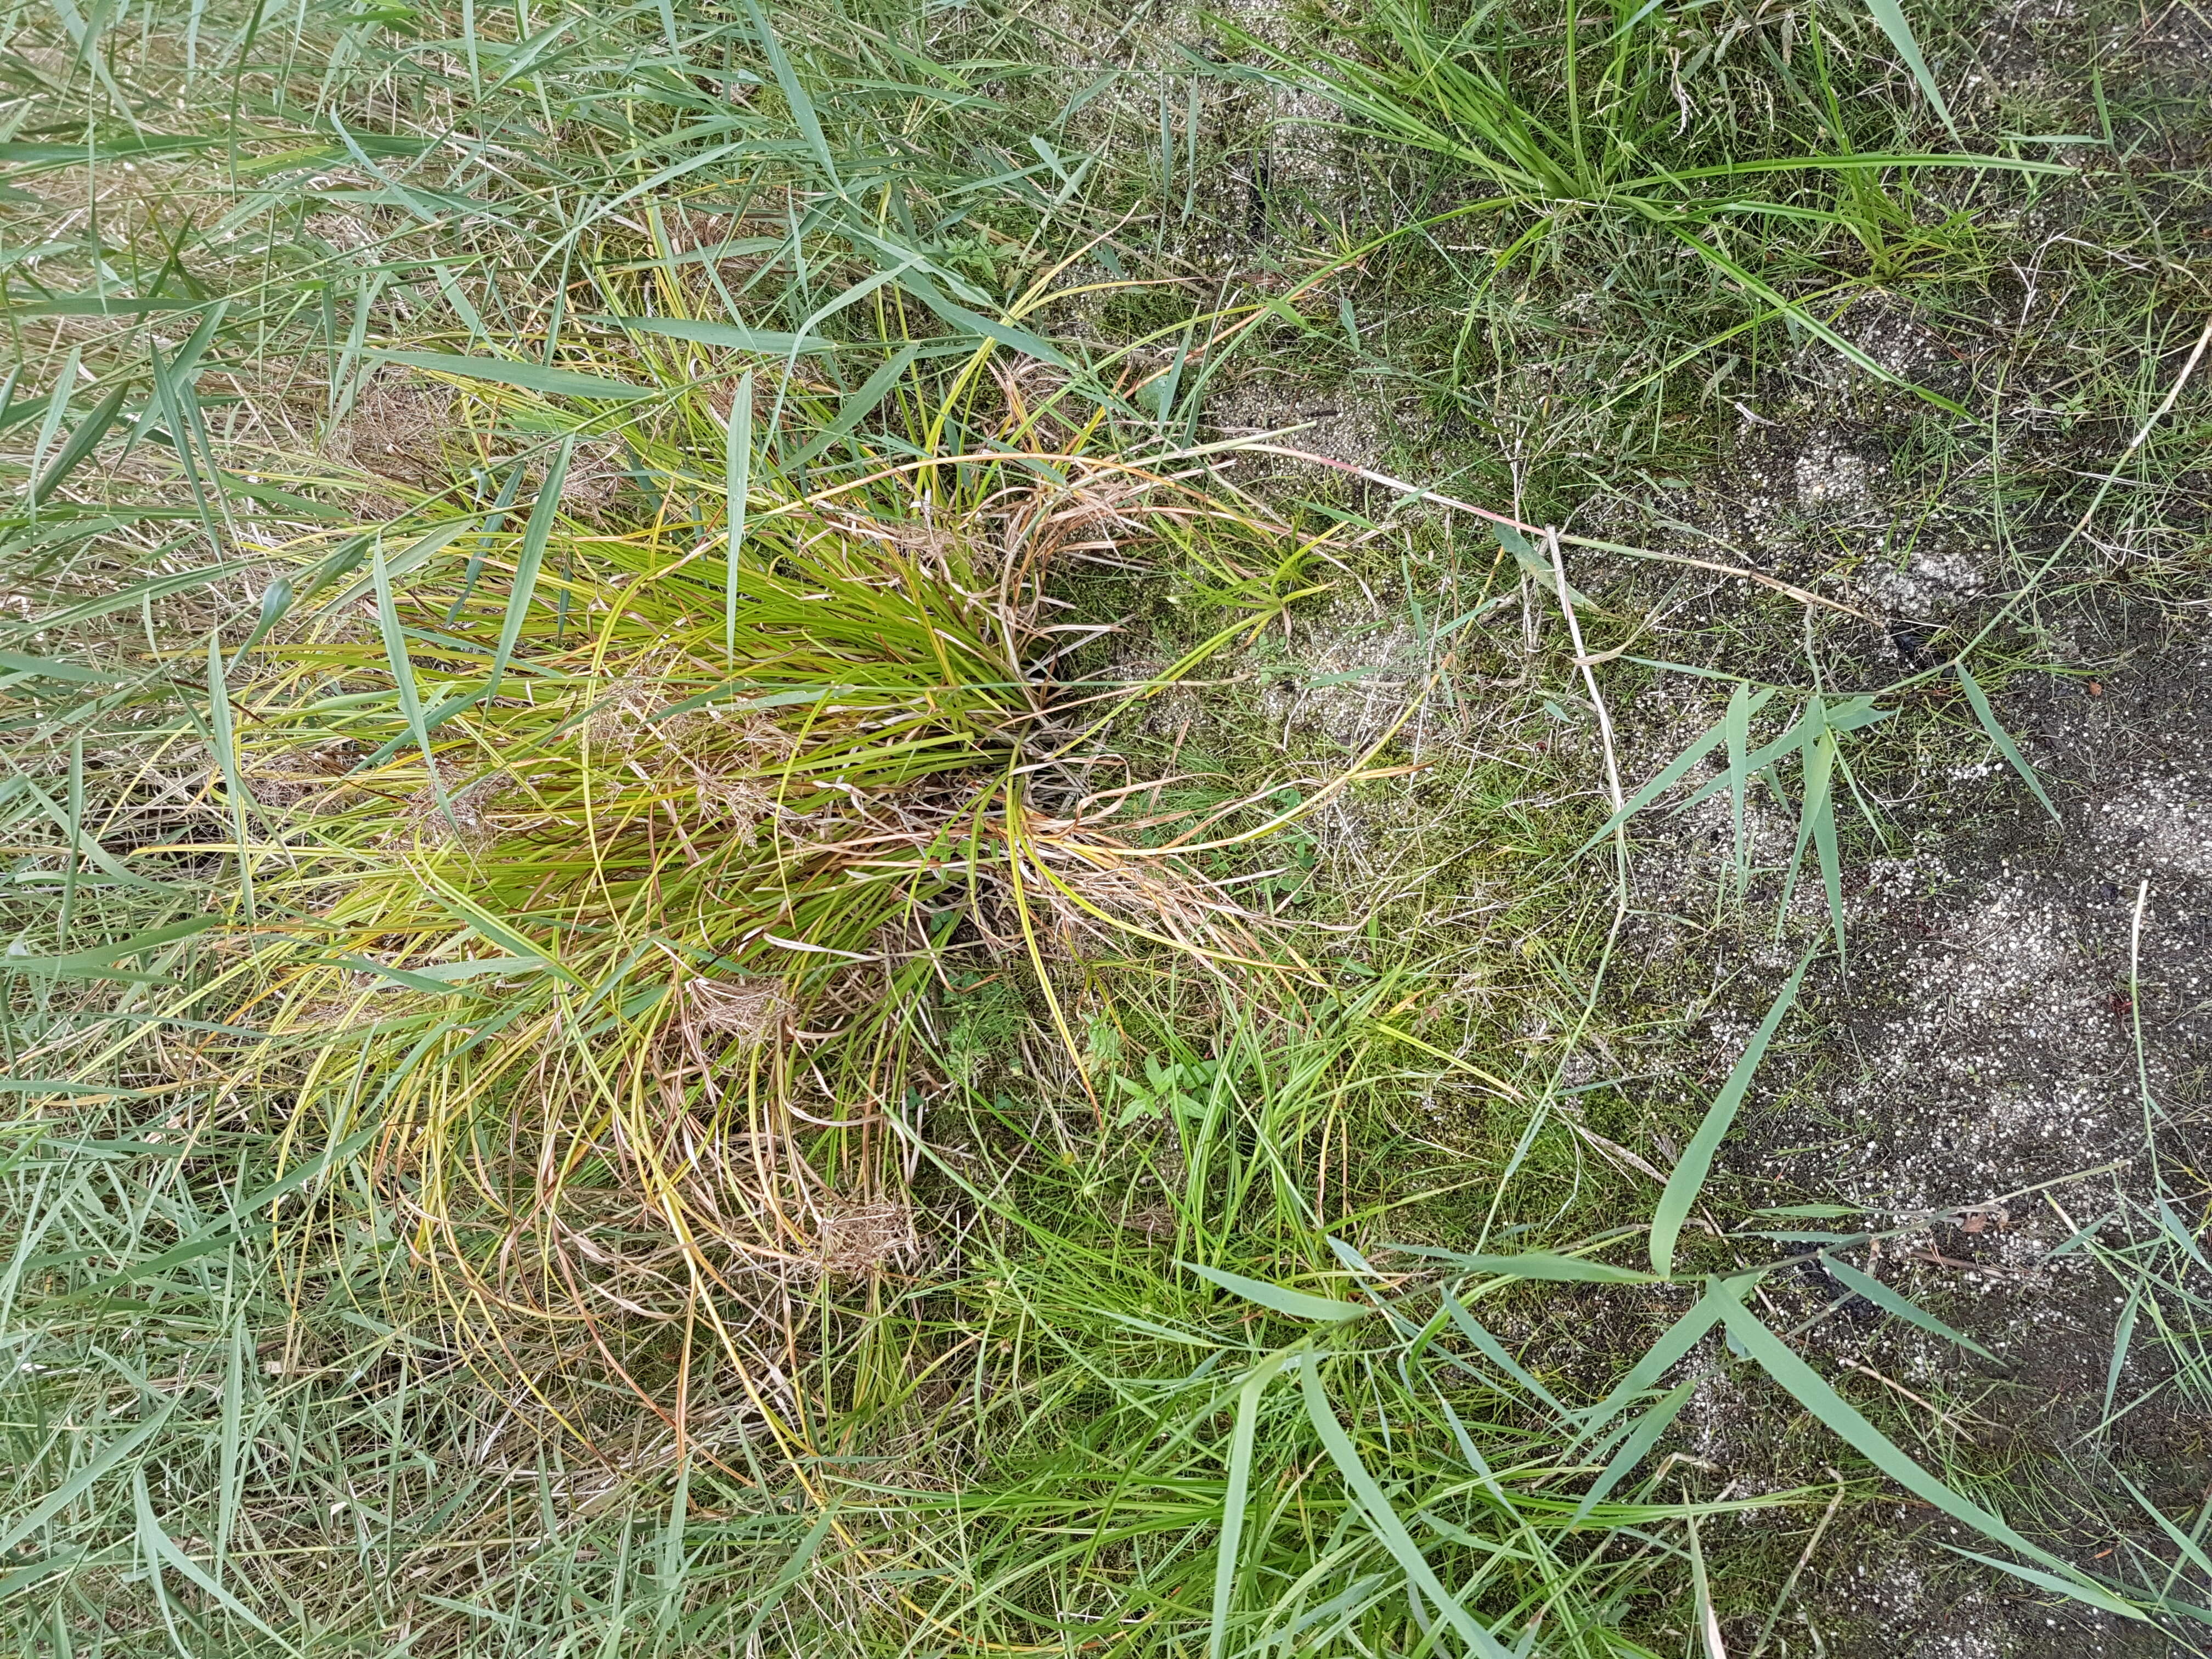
1651,960,1810,1276
1821,1254,1996,1361
898,273,1073,371
1775,701,1831,934
1935,1547,2149,1622
14,776,176,893
1211,1351,1294,1659
1446,1252,1658,1283
0,915,220,980
1572,712,1731,856
741,0,840,191
1184,1262,1368,1322
602,315,836,357
1439,1291,1571,1420
371,541,455,833
424,872,586,987
370,350,652,400
1956,664,2059,823
3,558,259,640
0,650,123,684
1575,1278,1746,1447
1297,1362,1517,1659
207,632,253,916
1718,1298,2142,1615
1861,0,1961,140
1673,695,1864,814
1807,731,1846,958
134,1471,294,1651
1573,1379,1697,1520
785,345,922,469
484,436,570,701
29,382,128,505
0,1404,177,1557
726,370,753,662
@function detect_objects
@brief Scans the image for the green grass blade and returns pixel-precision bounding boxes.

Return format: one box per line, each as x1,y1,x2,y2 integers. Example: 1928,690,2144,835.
2113,1469,2212,1585
319,520,478,611
1572,713,1729,857
370,351,651,401
1212,1352,1293,1659
334,955,518,996
0,649,121,684
654,1457,691,1633
1776,702,1833,939
1577,1278,1745,1446
1186,1262,1368,1323
1442,1252,1658,1284
1725,680,1752,896
726,371,752,663
1439,1291,1571,1420
1297,1360,1517,1659
1573,1379,1696,1520
447,462,528,623
370,542,455,834
1,916,223,978
22,347,83,504
1655,222,1968,416
29,382,128,505
227,577,294,675
898,274,1075,372
2,559,259,640
206,631,254,917
423,872,586,987
742,0,840,193
1651,961,1810,1276
0,1403,177,1556
604,315,836,357
58,736,82,945
15,776,177,893
1956,664,2059,823
1820,1255,1996,1360
1807,732,1846,959
1861,0,1961,140
216,1316,245,1581
1674,695,1846,814
1689,1510,1725,1659
1715,1297,2136,1610
786,345,922,469
754,263,926,452
150,345,219,537
133,1470,295,1651
736,1505,838,1646
485,436,571,701
133,297,231,471
1934,1547,2150,1622
2104,1285,2141,1423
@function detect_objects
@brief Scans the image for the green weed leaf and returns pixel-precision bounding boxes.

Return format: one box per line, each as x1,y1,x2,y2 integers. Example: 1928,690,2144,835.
1651,960,1810,1276
1956,664,2059,822
1447,1252,1658,1283
1297,1361,1517,1658
1573,1379,1697,1519
0,649,123,684
1716,1297,2136,1613
1861,0,1961,140
370,349,652,400
601,314,837,357
1820,1255,1996,1360
1184,1262,1368,1322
